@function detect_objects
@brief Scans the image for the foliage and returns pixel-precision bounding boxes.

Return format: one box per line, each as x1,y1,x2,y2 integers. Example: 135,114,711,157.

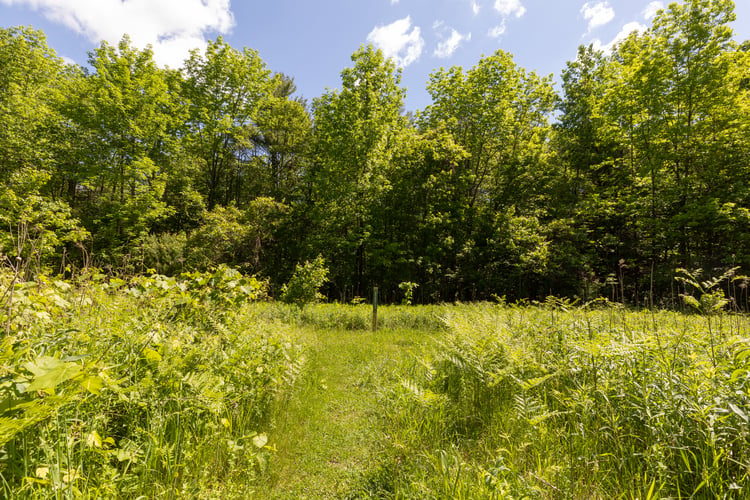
374,302,750,498
675,267,740,314
137,231,187,275
280,256,328,307
0,1,749,302
182,37,273,209
0,269,297,498
398,281,418,305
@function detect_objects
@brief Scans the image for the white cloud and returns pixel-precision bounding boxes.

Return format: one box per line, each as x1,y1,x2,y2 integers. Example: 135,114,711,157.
0,0,234,68
488,21,507,39
592,21,647,54
494,0,525,18
433,21,471,59
471,0,480,15
581,2,615,33
487,0,523,39
367,16,424,67
643,1,664,19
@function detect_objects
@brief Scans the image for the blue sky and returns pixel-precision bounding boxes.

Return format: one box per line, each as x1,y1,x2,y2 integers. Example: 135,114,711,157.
1,0,749,111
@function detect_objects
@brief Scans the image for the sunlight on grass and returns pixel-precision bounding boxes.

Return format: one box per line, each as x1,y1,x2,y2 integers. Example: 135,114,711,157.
3,278,750,498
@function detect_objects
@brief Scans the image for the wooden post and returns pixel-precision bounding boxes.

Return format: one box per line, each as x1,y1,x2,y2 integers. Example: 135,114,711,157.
372,286,378,332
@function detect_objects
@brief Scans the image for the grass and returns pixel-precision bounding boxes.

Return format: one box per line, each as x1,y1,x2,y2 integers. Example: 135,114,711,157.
261,326,434,498
0,270,298,498
3,270,750,498
367,302,750,498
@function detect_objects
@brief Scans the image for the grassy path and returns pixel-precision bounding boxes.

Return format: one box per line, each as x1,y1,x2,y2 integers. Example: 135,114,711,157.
260,327,429,499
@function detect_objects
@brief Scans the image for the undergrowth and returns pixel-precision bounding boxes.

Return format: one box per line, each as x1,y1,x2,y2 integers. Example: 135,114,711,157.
3,266,750,499
374,301,750,499
0,266,303,498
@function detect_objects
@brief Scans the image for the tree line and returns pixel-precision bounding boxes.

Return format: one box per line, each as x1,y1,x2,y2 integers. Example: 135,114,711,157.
1,0,749,304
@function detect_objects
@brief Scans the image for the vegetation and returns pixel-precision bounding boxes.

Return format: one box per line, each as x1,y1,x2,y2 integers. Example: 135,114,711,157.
2,0,750,498
279,256,329,307
0,268,301,497
2,262,750,497
372,301,750,498
1,0,749,303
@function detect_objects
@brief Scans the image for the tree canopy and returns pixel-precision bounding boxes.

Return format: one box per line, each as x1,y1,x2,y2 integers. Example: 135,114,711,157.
1,0,749,304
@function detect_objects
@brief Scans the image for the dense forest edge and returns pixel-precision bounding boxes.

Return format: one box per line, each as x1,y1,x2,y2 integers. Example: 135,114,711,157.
2,0,750,305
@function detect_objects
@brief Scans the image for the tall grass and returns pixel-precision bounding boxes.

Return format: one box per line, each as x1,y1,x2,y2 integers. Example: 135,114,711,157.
0,268,303,498
247,302,448,332
376,301,750,498
5,268,749,498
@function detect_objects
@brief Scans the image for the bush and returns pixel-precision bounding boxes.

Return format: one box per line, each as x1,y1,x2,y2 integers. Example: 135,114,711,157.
0,270,297,498
138,231,187,275
280,256,328,306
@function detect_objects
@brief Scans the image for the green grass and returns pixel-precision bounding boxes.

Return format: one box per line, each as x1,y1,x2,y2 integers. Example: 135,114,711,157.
367,303,750,498
261,326,434,498
3,272,750,499
0,270,297,498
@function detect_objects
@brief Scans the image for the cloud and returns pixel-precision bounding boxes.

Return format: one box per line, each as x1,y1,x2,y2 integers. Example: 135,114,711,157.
592,21,647,54
433,21,471,59
581,2,615,33
367,16,424,67
494,0,525,18
0,0,234,68
488,21,506,39
471,0,480,15
642,1,664,20
487,0,523,38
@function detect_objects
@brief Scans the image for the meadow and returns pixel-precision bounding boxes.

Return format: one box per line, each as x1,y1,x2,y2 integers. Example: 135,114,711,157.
1,269,750,498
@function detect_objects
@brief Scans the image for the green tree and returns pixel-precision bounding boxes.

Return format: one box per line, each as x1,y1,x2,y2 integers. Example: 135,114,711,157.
419,50,557,298
0,27,64,184
182,37,273,209
280,255,328,306
0,27,86,273
57,37,183,261
249,74,311,201
550,44,637,297
368,126,468,301
599,0,743,297
306,45,407,299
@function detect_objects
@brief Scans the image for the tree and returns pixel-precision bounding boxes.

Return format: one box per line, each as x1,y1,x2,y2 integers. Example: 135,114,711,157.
418,50,557,298
0,27,64,184
306,45,407,299
58,37,182,261
599,0,743,297
249,74,311,201
182,37,272,209
280,255,329,306
0,27,86,273
549,44,639,297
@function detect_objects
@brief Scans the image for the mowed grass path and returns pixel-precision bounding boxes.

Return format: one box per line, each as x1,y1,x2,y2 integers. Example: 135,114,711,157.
260,326,433,499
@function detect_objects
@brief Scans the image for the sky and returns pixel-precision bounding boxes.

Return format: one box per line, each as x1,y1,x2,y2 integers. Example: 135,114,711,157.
1,0,749,111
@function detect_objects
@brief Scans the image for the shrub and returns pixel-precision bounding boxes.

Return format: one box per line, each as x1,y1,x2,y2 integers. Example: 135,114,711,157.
138,231,187,275
280,256,328,306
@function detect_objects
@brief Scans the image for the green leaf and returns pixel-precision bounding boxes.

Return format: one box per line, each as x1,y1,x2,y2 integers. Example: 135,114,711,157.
80,375,104,394
728,402,749,423
252,433,268,448
24,356,81,393
680,294,702,312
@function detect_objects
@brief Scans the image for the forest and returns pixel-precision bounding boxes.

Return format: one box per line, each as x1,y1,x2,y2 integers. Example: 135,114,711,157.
1,0,749,304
